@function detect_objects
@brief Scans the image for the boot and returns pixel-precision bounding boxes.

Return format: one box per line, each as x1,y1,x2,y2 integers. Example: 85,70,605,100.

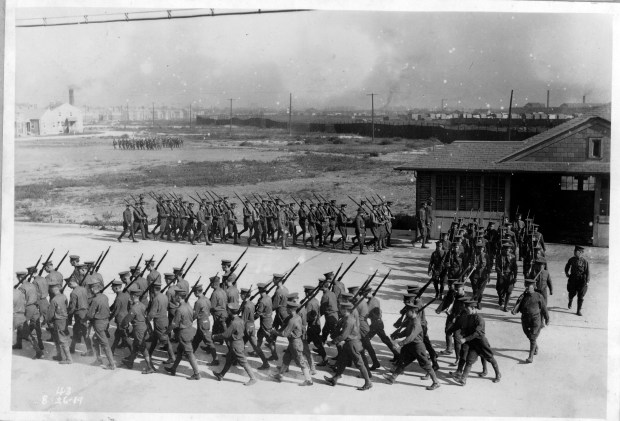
426,369,440,390
242,362,257,386
61,343,73,363
456,364,472,386
577,299,583,316
525,341,536,363
478,359,488,377
490,359,501,383
568,298,573,309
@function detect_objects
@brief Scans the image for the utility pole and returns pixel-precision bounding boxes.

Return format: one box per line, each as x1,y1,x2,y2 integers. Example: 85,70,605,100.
228,98,235,138
288,93,292,136
507,89,513,142
189,103,192,129
152,102,155,128
441,98,446,111
367,93,377,143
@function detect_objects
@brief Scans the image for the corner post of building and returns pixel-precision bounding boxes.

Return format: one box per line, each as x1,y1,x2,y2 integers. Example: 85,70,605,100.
593,175,602,246
504,175,511,218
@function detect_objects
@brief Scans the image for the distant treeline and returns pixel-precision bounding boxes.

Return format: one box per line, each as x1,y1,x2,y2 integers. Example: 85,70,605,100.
195,116,556,143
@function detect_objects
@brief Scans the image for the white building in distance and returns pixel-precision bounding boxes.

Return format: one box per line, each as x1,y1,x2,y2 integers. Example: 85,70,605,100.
16,102,84,136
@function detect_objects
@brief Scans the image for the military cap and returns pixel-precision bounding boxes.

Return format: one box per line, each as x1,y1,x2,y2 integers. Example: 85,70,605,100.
273,273,285,281
144,257,155,264
174,286,187,296
289,203,296,206
502,243,514,249
44,260,54,267
49,282,61,290
257,282,268,290
362,286,372,295
360,200,367,205
240,287,251,294
134,201,140,205
221,259,232,265
357,207,364,212
86,277,99,286
286,301,299,309
75,263,85,269
339,302,353,310
404,301,421,310
173,267,182,273
452,280,465,287
164,273,175,279
435,240,442,246
310,203,316,207
348,286,360,295
372,204,378,208
69,255,80,261
339,292,353,300
165,199,171,202
575,245,584,252
303,285,315,292
127,284,141,295
188,202,194,206
111,279,123,286
340,203,347,207
403,293,416,301
227,303,240,312
324,271,334,279
26,265,37,272
524,277,537,285
209,276,221,283
195,284,204,292
534,257,547,264
287,293,299,300
15,271,28,277
407,285,420,293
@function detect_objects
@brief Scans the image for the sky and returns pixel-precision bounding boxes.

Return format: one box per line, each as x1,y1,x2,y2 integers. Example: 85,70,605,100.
14,8,613,111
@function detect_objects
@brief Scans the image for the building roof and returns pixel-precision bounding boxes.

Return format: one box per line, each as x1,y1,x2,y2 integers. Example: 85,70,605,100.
394,115,610,174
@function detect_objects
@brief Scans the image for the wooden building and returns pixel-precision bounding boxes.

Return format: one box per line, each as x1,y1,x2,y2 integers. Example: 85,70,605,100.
395,115,610,246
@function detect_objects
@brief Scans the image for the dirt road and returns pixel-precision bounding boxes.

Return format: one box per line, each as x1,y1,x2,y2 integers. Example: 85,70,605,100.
10,222,608,417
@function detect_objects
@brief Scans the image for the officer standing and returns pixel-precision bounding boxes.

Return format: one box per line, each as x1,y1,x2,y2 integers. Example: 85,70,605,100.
565,245,590,316
512,277,549,363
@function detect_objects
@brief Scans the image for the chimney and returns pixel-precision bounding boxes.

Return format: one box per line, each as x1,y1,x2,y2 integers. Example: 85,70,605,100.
69,89,74,106
583,95,586,104
546,90,550,109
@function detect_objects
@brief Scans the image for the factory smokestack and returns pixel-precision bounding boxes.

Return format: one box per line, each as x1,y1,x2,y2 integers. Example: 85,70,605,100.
583,95,586,104
546,90,550,109
69,89,74,106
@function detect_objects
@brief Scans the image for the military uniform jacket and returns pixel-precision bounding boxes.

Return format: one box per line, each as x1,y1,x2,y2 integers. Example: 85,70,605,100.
565,256,589,285
367,296,382,322
337,210,349,226
20,282,38,306
396,315,424,346
193,296,211,327
210,287,228,316
515,291,549,323
241,300,256,327
333,313,361,343
472,252,488,277
496,253,517,278
170,301,194,332
223,270,237,286
68,267,81,286
532,232,546,251
123,208,133,224
148,292,168,320
176,278,190,294
122,301,147,333
255,294,274,330
304,298,321,327
307,209,317,226
298,207,308,221
68,285,89,315
218,315,245,343
147,270,161,289
428,249,447,274
14,289,26,319
133,208,144,222
156,202,167,217
357,300,370,326
48,294,68,321
459,313,487,341
109,291,130,324
535,269,553,294
332,280,345,299
320,290,338,317
279,313,303,340
87,293,110,321
242,206,252,220
272,285,289,312
354,214,365,234
46,270,63,286
166,287,179,312
226,285,240,306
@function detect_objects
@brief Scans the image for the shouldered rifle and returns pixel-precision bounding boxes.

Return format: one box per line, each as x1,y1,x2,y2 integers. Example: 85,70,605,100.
231,247,249,273
178,257,189,274
186,276,203,302
234,191,250,211
38,248,55,276
250,279,271,300
23,254,43,285
354,270,378,301
332,263,344,282
155,250,168,270
123,256,151,293
189,194,201,204
91,251,104,274
128,253,144,282
95,246,111,273
182,254,199,278
160,276,177,297
206,190,218,202
55,250,69,272
233,263,248,286
336,257,358,284
265,262,300,295
202,271,219,296
371,269,391,297
100,278,116,294
297,284,322,313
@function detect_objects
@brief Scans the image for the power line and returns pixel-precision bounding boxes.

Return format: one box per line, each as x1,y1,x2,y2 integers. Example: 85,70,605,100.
16,8,312,28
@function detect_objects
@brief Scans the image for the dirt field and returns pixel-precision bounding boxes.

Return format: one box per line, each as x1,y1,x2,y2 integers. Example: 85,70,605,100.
9,222,609,417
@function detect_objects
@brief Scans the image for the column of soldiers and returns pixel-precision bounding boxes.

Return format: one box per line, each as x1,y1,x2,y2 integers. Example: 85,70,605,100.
112,136,183,150
117,193,397,254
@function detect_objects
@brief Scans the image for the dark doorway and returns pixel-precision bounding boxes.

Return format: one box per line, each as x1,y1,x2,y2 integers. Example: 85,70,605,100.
511,173,594,245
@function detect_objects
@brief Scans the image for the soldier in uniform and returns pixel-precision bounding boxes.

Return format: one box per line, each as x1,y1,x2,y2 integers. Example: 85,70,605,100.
365,204,382,252
324,302,373,391
191,285,219,365
109,279,130,355
132,201,147,240
271,301,314,386
384,302,440,390
319,278,339,345
496,241,518,311
118,203,137,242
121,284,156,374
67,255,81,285
304,203,318,249
224,202,240,244
413,202,429,248
202,200,214,245
271,274,289,330
428,240,448,299
565,245,590,316
532,257,553,305
151,195,167,237
47,282,72,364
435,280,466,365
239,288,271,370
212,303,258,386
331,204,350,250
349,207,367,255
68,277,93,355
13,283,33,357
355,286,381,370
255,283,279,361
470,241,489,309
451,300,501,385
148,274,176,365
513,213,526,261
287,203,298,246
164,286,201,380
366,284,400,362
86,277,116,370
238,201,254,240
14,272,44,359
512,277,549,363
209,276,228,336
276,201,289,249
296,201,308,244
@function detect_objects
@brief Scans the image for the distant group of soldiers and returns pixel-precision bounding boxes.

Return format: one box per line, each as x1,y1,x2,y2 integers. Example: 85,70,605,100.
112,136,183,150
117,192,395,255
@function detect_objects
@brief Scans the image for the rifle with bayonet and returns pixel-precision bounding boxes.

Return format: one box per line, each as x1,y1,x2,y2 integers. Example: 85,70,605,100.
55,250,69,272
182,254,199,278
38,248,55,276
15,254,42,289
186,276,203,302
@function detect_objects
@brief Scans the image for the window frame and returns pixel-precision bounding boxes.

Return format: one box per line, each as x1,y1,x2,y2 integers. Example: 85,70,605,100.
588,137,603,160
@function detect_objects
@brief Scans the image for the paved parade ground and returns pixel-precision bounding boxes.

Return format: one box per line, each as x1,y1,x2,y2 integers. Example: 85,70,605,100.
9,221,610,418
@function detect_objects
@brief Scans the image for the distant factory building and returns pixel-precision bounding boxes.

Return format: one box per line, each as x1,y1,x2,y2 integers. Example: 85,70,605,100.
15,88,84,136
395,115,610,246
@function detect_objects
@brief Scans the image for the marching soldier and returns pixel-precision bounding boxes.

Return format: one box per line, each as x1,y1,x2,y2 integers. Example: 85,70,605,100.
302,285,327,366
349,207,367,255
210,276,228,336
47,281,72,364
296,201,308,244
14,272,44,359
565,245,590,316
255,283,279,361
121,284,156,374
212,303,258,386
271,274,289,330
109,279,130,355
238,201,254,240
304,203,318,249
164,286,201,380
428,240,448,299
470,240,489,309
238,288,271,370
68,277,93,355
435,280,466,365
332,204,349,250
532,257,553,305
513,213,526,260
367,284,400,362
132,201,147,240
118,203,137,242
85,277,116,370
13,281,36,356
224,202,240,244
151,195,167,237
276,202,289,249
355,286,381,370
148,274,176,365
287,203,298,246
496,241,518,311
413,202,429,248
512,277,549,363
319,278,339,345
191,285,219,365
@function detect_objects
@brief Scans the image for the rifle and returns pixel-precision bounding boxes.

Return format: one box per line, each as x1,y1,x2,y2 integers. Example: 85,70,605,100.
179,257,189,274
265,262,300,295
124,255,152,293
336,257,358,283
371,269,391,297
95,246,111,273
233,263,248,286
511,270,542,314
250,279,272,300
297,284,322,313
38,248,55,276
17,254,42,289
353,270,378,301
182,254,199,278
394,296,438,332
189,194,202,204
13,273,30,289
55,250,69,272
332,263,344,283
186,276,203,302
202,272,219,296
160,277,177,297
155,250,168,270
91,251,104,275
100,278,116,294
129,253,144,282
234,191,251,211
230,247,249,273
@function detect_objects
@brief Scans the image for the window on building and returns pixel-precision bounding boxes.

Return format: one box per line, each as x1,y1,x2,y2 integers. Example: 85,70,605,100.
459,175,481,211
561,176,579,191
582,176,596,191
589,138,602,159
483,175,505,212
435,174,457,210
600,177,610,216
